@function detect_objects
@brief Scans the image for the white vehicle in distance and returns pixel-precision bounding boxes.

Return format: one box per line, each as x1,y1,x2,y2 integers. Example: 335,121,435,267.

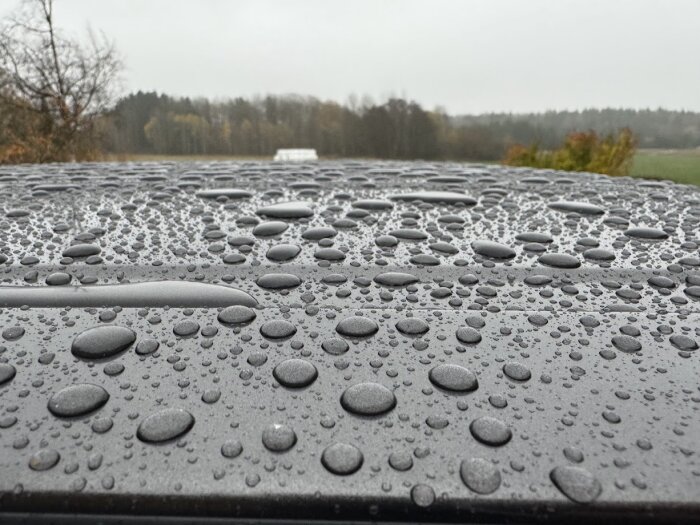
273,148,318,162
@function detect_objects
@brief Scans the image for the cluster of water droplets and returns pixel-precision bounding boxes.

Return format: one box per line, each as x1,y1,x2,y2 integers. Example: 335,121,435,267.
0,160,698,517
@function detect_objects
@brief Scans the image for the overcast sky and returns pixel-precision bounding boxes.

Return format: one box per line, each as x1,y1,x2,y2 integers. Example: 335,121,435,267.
4,0,699,114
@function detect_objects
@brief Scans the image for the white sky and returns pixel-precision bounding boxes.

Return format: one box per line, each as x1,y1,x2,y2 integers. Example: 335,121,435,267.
3,0,700,114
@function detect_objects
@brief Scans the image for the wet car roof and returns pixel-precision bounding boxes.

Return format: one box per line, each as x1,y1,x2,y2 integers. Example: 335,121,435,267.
0,161,698,523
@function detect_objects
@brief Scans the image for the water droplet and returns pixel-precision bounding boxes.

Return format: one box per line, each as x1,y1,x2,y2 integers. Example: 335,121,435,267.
218,305,257,325
0,281,257,308
548,201,604,215
388,452,413,471
503,361,531,381
460,458,501,494
221,439,243,458
48,384,109,417
262,423,297,452
456,327,482,344
624,227,668,240
197,188,252,199
340,382,396,416
389,228,428,241
71,326,136,360
1,326,24,341
670,335,698,351
395,317,429,335
538,253,581,269
62,244,101,258
0,364,17,385
429,364,478,392
612,335,642,353
202,389,221,404
135,338,160,355
301,227,337,240
29,449,60,471
256,273,301,290
470,416,512,446
173,320,200,337
256,201,313,219
374,272,419,286
273,359,318,388
410,483,436,507
336,316,379,338
472,240,515,259
137,408,195,443
253,221,289,237
260,320,297,339
389,191,476,205
45,272,72,286
321,443,364,475
550,466,602,503
322,338,349,355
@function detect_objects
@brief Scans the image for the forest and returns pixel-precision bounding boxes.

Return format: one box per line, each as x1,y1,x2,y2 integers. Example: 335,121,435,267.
102,92,700,161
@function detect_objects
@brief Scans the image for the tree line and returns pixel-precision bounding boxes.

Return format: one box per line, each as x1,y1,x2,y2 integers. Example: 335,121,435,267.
101,92,504,160
102,92,700,161
456,109,700,151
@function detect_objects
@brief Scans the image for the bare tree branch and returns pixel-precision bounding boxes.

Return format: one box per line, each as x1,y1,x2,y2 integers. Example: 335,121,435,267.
0,0,122,161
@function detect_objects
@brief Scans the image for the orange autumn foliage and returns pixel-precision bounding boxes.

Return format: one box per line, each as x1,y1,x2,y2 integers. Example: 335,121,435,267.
504,128,637,176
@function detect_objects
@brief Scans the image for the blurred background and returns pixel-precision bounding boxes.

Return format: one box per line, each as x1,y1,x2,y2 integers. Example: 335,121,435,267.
1,0,699,182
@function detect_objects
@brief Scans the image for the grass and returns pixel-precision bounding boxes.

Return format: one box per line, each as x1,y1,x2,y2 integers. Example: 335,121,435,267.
630,149,700,186
102,149,700,187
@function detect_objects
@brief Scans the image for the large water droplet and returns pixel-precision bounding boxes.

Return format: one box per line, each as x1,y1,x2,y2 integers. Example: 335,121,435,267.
262,423,297,452
62,244,101,258
256,201,313,219
503,361,531,381
260,320,297,339
322,338,349,355
71,326,136,360
0,364,17,385
221,439,243,458
266,243,301,262
273,359,318,388
197,188,252,199
340,383,396,416
321,443,364,475
336,316,379,338
374,272,419,287
0,281,257,308
550,466,602,503
460,457,501,494
29,449,60,471
624,227,668,240
217,305,257,325
48,384,109,417
429,364,478,392
137,408,195,443
256,273,302,290
538,253,581,269
472,240,515,259
389,191,477,205
470,416,512,446
548,201,604,215
612,335,642,353
456,327,482,344
410,484,436,507
395,317,429,335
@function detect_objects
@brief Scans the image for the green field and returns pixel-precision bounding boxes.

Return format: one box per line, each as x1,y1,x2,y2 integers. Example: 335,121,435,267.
630,149,700,186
